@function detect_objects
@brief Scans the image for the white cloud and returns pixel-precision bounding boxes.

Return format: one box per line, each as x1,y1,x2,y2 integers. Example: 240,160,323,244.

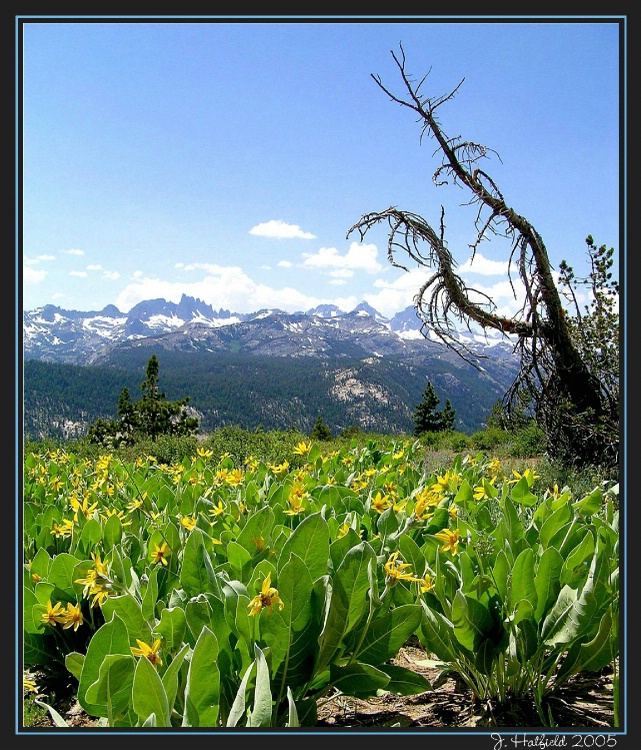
277,260,293,268
458,252,517,276
87,264,103,271
23,266,47,284
301,242,382,274
249,220,316,239
102,270,120,281
69,270,88,278
328,269,354,279
115,263,358,315
24,255,55,265
63,248,85,256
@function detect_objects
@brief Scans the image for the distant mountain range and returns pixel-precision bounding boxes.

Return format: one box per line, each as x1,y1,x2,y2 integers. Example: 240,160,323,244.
22,295,521,440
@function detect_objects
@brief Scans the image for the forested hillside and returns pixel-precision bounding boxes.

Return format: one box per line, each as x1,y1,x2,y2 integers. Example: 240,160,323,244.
23,348,517,440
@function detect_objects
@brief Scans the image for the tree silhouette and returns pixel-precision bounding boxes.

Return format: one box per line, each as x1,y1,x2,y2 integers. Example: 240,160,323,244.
347,45,618,466
413,381,456,436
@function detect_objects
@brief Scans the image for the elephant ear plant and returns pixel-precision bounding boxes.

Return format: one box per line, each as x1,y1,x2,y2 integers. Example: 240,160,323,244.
43,512,430,727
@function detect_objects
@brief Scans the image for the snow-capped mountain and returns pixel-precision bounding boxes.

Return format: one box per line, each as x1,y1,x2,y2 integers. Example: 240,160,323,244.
23,294,513,366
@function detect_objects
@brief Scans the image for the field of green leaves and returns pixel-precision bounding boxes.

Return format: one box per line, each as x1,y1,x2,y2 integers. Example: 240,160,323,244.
22,434,619,729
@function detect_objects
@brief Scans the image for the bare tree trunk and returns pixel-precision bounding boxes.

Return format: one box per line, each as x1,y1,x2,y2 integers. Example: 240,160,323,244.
348,46,616,465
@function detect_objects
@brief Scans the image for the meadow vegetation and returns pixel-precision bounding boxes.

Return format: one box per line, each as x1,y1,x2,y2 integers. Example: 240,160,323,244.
22,423,619,729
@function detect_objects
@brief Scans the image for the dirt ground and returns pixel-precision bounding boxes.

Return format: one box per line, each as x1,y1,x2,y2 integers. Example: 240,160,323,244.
26,642,615,731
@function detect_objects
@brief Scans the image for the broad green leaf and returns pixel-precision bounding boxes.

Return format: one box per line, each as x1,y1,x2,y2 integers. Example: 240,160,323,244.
132,653,171,727
155,606,187,652
376,505,400,541
453,479,473,508
261,554,316,685
419,601,458,663
141,565,159,624
236,505,275,556
556,608,616,683
161,642,190,717
378,663,432,696
500,496,524,543
24,632,56,667
226,657,255,727
510,476,538,506
86,654,135,716
23,587,42,634
451,590,495,651
79,518,102,549
65,652,84,682
77,615,131,716
180,528,216,596
226,540,253,575
541,584,597,647
539,504,572,548
47,552,80,598
101,593,151,644
572,487,603,516
492,551,509,600
355,604,422,666
317,541,375,672
398,534,425,578
103,513,123,549
534,547,564,621
329,662,390,698
277,512,329,582
29,548,52,581
182,626,220,727
34,699,69,727
185,594,214,645
33,581,55,606
286,686,299,728
247,644,272,727
561,530,596,588
510,548,538,611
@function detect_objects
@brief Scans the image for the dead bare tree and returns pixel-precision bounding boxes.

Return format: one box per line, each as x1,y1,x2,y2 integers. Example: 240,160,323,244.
347,45,618,467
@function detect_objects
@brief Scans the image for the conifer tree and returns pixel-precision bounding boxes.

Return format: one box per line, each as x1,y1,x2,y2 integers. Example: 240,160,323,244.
413,381,456,436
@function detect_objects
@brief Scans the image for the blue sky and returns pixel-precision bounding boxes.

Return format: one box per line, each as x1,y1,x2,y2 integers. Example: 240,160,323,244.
20,16,622,319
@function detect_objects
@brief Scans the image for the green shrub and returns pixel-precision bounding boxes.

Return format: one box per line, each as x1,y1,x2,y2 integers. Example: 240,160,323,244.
470,426,508,451
508,423,547,458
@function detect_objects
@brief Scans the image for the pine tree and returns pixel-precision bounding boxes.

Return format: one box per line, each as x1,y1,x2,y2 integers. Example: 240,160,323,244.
413,381,456,436
88,354,199,446
310,414,332,441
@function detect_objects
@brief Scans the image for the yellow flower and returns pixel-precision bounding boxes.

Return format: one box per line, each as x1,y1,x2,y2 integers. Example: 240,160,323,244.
151,541,171,566
23,676,38,694
180,515,197,531
208,500,226,518
74,553,115,607
509,468,540,487
41,600,66,626
293,440,312,456
131,638,163,668
384,551,416,586
126,497,144,512
473,483,492,501
226,468,244,486
370,491,391,514
337,522,351,539
60,602,84,631
434,528,461,556
101,508,132,527
51,518,74,539
414,573,435,593
270,460,290,477
248,573,284,616
197,447,213,459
